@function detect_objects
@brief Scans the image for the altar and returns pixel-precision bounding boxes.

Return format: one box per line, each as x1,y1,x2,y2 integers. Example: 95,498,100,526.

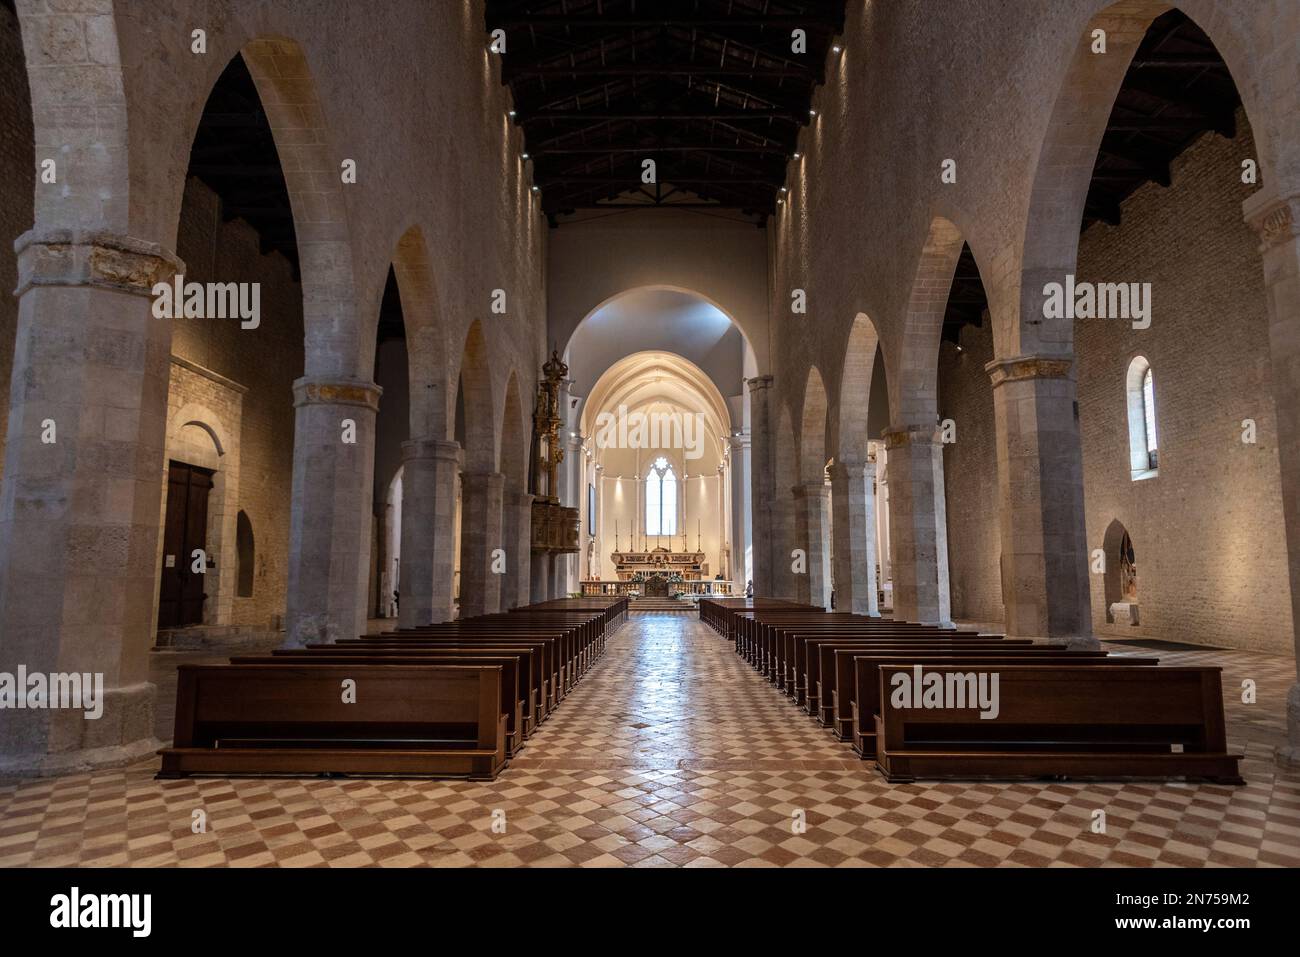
611,545,708,581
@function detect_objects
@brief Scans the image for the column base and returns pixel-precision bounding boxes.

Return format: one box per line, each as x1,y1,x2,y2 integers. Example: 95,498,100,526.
1277,683,1300,770
0,682,161,778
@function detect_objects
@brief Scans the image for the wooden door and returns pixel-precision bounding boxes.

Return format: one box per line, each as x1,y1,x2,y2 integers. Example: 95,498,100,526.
158,462,215,629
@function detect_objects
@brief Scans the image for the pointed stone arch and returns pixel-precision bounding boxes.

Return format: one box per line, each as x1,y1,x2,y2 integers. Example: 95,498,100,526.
390,224,447,441
456,319,498,472
1015,0,1269,358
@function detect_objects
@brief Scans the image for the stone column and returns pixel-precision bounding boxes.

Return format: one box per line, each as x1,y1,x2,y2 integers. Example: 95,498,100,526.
746,376,775,594
1244,189,1300,767
729,432,751,591
501,490,534,610
549,553,567,599
0,230,180,773
397,438,460,627
529,551,549,605
883,425,952,626
830,457,880,616
794,482,832,609
458,471,505,617
284,377,381,646
875,444,892,605
986,355,1093,647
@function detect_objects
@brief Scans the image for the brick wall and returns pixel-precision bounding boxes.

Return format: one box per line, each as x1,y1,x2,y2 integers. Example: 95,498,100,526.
938,111,1294,653
168,176,303,630
0,6,33,484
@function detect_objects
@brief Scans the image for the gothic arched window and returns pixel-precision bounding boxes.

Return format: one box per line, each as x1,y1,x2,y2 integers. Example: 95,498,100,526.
645,456,678,537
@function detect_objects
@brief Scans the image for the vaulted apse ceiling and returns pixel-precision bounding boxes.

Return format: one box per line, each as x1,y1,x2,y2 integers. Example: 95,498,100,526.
564,287,747,399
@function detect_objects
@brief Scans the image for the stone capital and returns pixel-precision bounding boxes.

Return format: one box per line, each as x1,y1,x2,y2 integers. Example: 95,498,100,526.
745,374,774,394
293,377,383,412
829,455,874,480
1242,188,1300,252
504,490,535,509
792,481,831,500
14,228,185,298
462,470,506,490
984,354,1075,388
402,437,462,465
882,424,940,449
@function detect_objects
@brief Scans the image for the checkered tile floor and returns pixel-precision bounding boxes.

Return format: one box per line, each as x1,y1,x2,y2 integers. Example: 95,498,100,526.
0,613,1297,867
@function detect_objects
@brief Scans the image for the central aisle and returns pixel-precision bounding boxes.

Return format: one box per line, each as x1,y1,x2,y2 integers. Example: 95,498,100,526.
512,613,855,772
1,612,1292,867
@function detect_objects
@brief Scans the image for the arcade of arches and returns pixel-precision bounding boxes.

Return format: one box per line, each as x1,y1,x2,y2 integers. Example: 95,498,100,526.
1,1,1299,869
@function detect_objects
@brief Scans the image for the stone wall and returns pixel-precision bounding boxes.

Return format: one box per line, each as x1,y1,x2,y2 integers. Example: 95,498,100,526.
0,4,33,484
936,114,1294,652
1075,115,1292,653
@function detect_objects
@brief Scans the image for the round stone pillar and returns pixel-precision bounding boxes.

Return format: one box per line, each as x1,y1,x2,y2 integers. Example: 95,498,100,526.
830,456,880,616
0,229,183,773
986,355,1093,647
1244,189,1300,767
883,424,952,626
284,377,382,646
501,489,534,610
398,438,461,627
458,471,505,617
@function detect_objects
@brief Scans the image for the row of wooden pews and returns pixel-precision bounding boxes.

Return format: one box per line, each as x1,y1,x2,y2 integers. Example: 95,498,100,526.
157,596,628,781
698,598,1244,784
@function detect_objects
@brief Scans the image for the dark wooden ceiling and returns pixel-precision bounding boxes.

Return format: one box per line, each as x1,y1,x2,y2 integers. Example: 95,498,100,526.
486,0,847,225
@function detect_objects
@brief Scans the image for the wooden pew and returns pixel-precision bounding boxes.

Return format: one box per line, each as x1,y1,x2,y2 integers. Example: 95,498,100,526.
841,649,1157,748
803,638,1036,722
337,637,559,719
777,625,1002,693
158,664,508,780
236,650,530,757
873,663,1244,784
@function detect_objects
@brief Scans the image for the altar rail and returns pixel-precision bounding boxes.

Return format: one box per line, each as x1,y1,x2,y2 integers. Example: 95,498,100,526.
580,580,734,597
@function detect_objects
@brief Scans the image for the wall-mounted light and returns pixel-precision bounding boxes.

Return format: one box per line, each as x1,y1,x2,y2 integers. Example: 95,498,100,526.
531,185,540,193
508,110,517,118
808,109,817,118
832,44,843,54
522,152,530,160
792,152,801,160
